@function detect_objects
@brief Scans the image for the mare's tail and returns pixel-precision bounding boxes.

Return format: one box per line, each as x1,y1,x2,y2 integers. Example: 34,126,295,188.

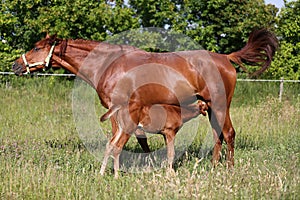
227,28,279,77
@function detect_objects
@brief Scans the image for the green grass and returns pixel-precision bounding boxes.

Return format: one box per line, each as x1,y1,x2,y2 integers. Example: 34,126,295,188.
0,77,299,199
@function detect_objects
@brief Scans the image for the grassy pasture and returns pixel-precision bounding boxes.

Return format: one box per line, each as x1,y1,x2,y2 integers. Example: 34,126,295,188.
0,77,299,199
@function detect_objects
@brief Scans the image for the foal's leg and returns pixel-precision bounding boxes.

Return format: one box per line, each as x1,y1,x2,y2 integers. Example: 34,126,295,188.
163,129,176,171
100,142,114,176
100,116,118,176
100,130,131,178
111,132,131,178
100,116,132,178
111,108,138,178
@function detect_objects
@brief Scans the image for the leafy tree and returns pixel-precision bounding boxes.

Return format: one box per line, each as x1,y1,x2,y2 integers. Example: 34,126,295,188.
263,0,300,80
107,27,201,52
172,0,278,53
0,39,22,73
0,0,138,74
0,0,49,50
35,0,139,40
130,0,179,28
1,0,299,80
0,0,48,75
131,0,278,52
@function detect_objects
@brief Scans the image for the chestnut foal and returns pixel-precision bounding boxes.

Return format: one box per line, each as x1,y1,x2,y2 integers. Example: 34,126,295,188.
100,101,208,177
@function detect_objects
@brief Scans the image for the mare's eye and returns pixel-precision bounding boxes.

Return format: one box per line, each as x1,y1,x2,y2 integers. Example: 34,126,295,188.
34,47,40,52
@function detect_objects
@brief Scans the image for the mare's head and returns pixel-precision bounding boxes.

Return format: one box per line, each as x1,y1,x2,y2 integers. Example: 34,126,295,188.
12,34,60,75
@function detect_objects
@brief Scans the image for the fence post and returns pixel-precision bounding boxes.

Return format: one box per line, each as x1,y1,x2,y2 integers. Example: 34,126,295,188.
279,77,284,102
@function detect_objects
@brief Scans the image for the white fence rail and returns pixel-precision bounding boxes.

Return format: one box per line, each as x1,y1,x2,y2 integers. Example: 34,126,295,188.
0,71,75,77
237,78,300,83
2,71,300,82
237,78,300,102
1,72,300,102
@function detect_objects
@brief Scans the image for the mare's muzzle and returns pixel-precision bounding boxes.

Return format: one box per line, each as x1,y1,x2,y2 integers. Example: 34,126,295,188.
12,61,25,76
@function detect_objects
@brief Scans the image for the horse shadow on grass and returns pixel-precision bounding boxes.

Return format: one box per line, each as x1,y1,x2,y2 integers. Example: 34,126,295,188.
118,140,215,173
119,130,261,173
43,129,260,174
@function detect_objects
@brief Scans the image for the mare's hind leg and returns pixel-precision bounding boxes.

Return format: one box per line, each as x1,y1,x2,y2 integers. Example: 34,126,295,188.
208,107,224,166
222,112,235,167
208,108,235,168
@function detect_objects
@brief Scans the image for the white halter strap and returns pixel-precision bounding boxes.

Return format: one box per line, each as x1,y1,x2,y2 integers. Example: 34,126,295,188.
22,42,56,74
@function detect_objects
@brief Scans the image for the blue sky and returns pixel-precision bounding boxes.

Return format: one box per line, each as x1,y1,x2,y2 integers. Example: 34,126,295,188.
265,0,285,8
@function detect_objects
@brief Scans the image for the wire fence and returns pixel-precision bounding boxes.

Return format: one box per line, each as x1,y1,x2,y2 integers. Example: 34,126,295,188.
236,78,300,83
0,71,76,77
2,71,300,82
1,71,300,102
235,78,300,102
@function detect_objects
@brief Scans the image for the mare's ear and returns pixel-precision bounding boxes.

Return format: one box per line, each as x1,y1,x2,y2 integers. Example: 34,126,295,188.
46,33,51,39
45,33,57,40
45,33,58,45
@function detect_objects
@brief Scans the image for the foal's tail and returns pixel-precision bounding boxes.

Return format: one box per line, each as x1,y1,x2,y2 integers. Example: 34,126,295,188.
100,105,121,122
227,28,279,77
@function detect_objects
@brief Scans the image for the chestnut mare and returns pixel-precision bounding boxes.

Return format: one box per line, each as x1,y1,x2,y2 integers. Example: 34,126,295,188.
13,29,278,177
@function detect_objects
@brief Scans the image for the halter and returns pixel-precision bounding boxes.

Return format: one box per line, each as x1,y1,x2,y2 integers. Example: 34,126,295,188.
22,42,56,74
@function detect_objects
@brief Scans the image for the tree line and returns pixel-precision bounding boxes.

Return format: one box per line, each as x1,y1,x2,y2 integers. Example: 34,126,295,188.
0,0,299,79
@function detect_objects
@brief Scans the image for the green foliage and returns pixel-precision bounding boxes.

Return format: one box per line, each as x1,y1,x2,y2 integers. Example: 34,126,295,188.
0,0,299,79
135,0,277,53
130,0,178,27
35,0,139,40
277,0,300,44
0,0,46,49
263,0,300,80
0,41,22,72
265,41,300,80
107,28,201,52
179,0,277,53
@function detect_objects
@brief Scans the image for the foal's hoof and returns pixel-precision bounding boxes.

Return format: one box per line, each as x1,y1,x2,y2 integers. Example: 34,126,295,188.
166,168,176,177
